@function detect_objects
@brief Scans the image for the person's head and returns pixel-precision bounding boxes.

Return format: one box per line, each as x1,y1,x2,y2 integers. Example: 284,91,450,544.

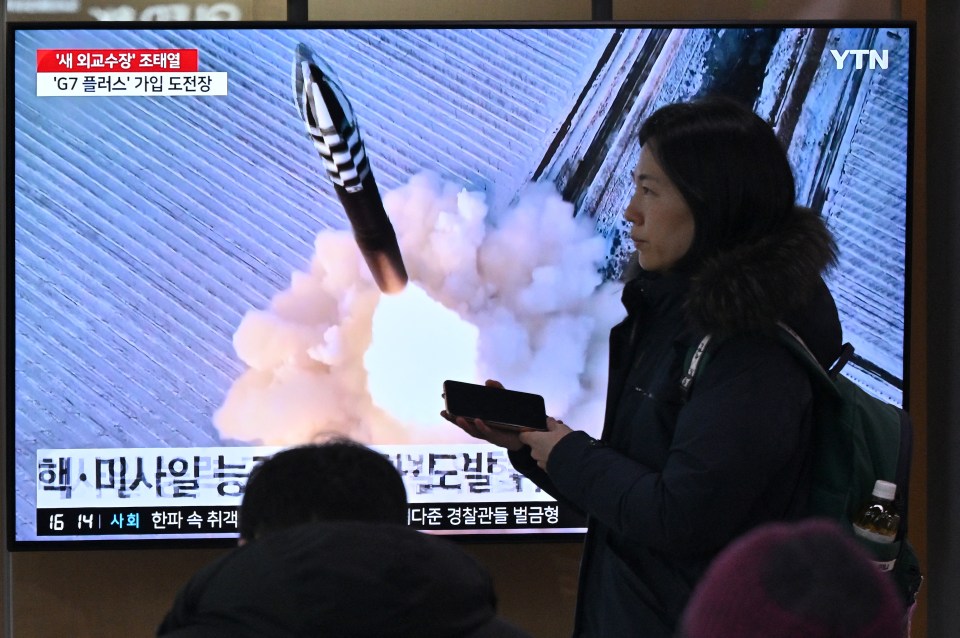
626,96,798,273
159,521,533,638
238,438,407,542
680,519,906,638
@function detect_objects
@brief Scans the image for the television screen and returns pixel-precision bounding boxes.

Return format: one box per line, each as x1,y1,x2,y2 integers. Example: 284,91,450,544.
4,21,913,547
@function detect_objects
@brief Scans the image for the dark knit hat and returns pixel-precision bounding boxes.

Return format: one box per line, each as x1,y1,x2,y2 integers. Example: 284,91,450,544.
680,519,906,638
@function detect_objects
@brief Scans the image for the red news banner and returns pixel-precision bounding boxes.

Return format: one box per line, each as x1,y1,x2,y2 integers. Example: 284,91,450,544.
37,48,200,72
36,48,228,96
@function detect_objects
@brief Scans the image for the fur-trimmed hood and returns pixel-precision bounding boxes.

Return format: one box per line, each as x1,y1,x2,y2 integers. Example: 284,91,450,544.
685,207,838,342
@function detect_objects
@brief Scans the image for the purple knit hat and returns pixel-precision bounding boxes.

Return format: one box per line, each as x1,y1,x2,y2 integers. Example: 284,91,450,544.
681,519,906,638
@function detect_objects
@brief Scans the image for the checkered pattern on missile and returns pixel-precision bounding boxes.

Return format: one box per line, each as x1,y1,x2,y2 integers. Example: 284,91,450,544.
308,119,370,194
302,83,370,193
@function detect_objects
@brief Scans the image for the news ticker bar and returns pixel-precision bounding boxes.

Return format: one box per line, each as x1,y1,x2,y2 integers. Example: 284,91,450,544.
38,502,586,536
36,73,228,96
38,445,554,508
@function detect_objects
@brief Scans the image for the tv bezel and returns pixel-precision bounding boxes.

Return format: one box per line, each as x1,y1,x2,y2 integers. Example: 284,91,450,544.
4,18,916,551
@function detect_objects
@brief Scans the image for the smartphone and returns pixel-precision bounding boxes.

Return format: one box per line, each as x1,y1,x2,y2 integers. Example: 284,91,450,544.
442,380,548,432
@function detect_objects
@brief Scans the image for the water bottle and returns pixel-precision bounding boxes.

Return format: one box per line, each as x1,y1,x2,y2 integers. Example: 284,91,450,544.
852,480,900,544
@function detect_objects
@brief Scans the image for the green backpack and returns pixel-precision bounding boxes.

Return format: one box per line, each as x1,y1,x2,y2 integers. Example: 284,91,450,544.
681,324,923,608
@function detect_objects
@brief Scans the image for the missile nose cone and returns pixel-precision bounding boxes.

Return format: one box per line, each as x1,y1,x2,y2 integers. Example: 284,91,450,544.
293,44,312,125
295,41,337,89
293,42,356,136
295,42,314,65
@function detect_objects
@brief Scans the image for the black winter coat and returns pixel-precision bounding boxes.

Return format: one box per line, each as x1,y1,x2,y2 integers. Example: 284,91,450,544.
157,522,531,638
509,208,842,637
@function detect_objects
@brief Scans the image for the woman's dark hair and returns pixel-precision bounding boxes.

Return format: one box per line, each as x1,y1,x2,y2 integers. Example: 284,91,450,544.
638,97,797,269
238,438,408,541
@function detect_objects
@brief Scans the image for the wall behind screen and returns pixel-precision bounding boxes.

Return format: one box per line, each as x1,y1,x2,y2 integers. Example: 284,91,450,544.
5,0,939,637
924,0,960,635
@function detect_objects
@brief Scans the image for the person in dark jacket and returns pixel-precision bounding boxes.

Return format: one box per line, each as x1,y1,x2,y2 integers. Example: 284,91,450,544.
157,439,530,637
157,521,530,638
443,97,843,637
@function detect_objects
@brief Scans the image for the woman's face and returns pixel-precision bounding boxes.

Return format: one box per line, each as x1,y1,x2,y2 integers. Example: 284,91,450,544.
624,145,696,273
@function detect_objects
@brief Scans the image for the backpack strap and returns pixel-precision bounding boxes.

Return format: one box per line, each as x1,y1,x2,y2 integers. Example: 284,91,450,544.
679,334,712,402
681,324,849,403
828,342,856,379
775,322,824,370
775,322,843,400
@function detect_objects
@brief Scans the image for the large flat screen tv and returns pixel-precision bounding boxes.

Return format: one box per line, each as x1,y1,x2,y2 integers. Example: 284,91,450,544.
4,21,914,548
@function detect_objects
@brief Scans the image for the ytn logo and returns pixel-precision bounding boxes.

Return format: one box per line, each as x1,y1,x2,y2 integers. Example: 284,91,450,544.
830,49,889,70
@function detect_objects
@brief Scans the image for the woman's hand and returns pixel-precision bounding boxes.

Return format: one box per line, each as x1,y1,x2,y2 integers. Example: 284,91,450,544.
440,379,524,452
519,417,573,471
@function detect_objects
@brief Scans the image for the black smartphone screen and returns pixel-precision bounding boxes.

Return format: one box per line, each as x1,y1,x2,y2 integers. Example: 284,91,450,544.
442,380,548,431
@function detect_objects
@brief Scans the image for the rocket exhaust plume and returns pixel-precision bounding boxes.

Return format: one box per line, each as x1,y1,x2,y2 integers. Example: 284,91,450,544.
214,173,623,446
293,43,408,294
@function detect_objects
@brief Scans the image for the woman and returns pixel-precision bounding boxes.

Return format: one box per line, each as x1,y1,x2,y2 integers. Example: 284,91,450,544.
443,97,842,637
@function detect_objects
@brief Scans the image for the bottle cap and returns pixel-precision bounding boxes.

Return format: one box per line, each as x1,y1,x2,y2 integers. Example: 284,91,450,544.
872,480,897,501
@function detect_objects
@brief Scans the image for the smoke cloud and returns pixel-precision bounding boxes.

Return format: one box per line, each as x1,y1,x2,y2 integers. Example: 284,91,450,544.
214,171,625,446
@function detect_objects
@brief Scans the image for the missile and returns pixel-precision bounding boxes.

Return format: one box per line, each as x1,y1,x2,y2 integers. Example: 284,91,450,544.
292,43,408,294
